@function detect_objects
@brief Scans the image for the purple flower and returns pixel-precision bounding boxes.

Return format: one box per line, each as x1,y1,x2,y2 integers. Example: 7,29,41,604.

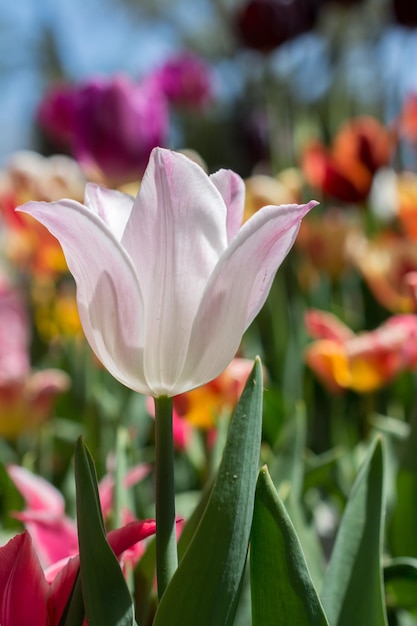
38,75,169,185
152,52,213,110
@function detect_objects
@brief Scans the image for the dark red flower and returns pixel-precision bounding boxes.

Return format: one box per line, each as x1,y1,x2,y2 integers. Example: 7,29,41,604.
392,0,417,27
236,0,319,53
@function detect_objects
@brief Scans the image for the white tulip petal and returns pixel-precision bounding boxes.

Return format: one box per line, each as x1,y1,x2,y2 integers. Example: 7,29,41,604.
178,201,317,391
84,183,134,242
17,199,149,393
121,148,229,394
210,169,245,243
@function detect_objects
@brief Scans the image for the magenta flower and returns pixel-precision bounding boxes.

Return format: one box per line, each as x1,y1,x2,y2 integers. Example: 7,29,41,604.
38,75,169,185
7,463,151,571
18,147,316,397
0,522,156,626
152,52,213,110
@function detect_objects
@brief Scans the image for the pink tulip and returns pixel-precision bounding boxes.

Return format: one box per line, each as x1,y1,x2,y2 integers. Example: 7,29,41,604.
304,308,417,393
7,463,151,571
18,147,316,397
0,521,156,626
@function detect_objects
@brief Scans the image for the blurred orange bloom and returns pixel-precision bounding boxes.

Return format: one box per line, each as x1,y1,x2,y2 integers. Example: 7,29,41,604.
0,151,85,276
398,92,417,143
31,277,82,342
295,208,361,285
304,308,417,393
0,370,70,439
244,169,303,221
347,230,417,312
302,116,394,203
396,171,417,239
174,358,255,429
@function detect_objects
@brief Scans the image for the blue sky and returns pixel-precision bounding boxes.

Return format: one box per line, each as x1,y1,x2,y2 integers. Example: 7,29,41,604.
0,0,182,164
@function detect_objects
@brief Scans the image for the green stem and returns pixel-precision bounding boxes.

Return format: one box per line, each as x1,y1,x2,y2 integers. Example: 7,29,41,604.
154,396,178,598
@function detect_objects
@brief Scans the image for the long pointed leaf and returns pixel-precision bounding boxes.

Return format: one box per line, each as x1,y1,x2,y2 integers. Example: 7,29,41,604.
250,466,329,626
74,437,135,626
321,438,387,626
153,357,263,626
270,404,325,589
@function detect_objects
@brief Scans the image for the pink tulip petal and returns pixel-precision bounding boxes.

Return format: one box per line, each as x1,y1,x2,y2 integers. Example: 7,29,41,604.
48,519,156,625
0,532,48,626
304,309,356,342
7,464,65,515
209,169,245,243
107,519,157,555
47,554,79,626
13,512,78,567
180,201,317,389
99,463,151,517
17,199,149,394
122,148,229,395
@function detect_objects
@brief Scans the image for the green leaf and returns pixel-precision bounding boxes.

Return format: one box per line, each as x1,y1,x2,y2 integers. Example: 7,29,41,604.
250,466,329,626
389,412,417,558
153,357,263,626
269,405,325,589
134,537,156,626
321,437,388,626
74,437,135,626
59,572,85,626
269,403,307,502
385,557,417,616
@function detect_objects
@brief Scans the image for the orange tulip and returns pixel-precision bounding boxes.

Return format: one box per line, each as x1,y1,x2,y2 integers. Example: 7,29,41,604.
396,171,417,240
173,358,255,429
398,92,417,143
305,308,417,393
0,151,85,277
348,231,417,313
302,116,394,204
295,208,361,284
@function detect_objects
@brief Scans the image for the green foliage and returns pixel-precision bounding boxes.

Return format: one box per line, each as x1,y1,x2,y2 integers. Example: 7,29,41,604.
153,357,263,626
68,437,135,626
250,466,329,626
320,438,387,626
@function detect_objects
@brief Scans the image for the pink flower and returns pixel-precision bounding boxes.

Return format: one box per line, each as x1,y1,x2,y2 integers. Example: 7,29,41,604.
152,52,213,109
0,522,156,626
304,308,417,393
0,280,30,382
38,75,169,185
0,279,70,438
18,147,316,397
7,463,151,572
